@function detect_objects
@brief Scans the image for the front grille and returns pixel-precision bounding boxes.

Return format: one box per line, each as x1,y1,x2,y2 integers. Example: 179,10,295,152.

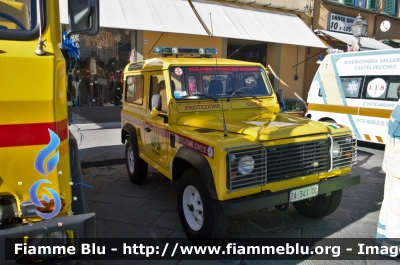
332,135,357,170
265,140,330,183
226,136,357,191
226,145,266,191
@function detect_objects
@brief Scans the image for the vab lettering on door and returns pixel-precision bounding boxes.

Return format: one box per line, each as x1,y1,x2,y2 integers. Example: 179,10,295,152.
150,134,161,150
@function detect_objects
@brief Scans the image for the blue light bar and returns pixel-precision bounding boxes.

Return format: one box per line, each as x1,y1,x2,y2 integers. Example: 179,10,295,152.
153,46,217,57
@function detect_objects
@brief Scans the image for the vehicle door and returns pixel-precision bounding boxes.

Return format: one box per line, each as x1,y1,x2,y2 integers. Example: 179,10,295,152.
123,74,147,152
143,72,169,169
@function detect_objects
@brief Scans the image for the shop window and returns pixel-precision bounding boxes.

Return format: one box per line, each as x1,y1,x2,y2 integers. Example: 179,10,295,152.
385,0,398,15
126,75,144,105
368,0,377,10
227,44,266,65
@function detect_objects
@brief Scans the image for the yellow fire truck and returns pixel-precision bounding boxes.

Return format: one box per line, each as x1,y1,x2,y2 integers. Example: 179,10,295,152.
0,0,98,263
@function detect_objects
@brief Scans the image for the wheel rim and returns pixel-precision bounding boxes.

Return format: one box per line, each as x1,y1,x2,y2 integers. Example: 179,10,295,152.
304,196,317,206
127,145,135,174
182,185,204,231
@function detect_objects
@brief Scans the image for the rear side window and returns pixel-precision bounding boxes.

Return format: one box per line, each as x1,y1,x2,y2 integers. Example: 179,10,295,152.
125,75,144,105
362,75,400,101
340,77,363,98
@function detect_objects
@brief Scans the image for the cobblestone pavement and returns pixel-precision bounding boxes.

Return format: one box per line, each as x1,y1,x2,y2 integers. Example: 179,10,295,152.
51,145,399,265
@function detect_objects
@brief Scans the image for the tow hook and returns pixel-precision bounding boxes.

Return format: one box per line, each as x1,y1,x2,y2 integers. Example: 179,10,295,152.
275,203,289,212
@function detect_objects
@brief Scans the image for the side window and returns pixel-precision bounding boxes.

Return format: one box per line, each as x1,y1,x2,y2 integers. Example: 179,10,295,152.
125,75,144,105
387,82,400,100
340,77,363,98
362,75,400,101
150,74,166,111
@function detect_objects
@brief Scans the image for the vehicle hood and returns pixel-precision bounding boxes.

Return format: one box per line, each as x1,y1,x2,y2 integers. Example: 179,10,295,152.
176,112,329,141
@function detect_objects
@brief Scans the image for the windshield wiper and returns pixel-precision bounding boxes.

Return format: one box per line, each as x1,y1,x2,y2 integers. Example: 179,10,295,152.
227,93,261,102
181,93,218,102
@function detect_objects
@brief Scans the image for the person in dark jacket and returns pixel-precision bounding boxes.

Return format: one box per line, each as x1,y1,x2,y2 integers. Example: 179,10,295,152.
106,54,127,74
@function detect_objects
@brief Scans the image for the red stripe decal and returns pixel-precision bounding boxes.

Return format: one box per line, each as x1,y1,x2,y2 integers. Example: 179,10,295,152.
0,119,69,147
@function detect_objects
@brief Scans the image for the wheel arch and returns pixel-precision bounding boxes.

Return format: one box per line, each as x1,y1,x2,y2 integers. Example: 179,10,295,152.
173,147,218,200
319,117,336,123
121,123,137,144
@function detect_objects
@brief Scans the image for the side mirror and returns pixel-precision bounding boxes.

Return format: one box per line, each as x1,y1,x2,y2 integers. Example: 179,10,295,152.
151,94,162,112
68,0,99,36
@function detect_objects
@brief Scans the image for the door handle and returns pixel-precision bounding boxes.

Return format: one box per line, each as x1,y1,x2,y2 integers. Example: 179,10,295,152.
144,127,151,132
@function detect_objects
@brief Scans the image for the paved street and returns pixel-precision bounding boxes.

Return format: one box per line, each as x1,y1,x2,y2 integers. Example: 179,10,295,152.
51,141,398,264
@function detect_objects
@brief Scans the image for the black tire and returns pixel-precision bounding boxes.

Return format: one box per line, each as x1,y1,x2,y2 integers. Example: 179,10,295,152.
178,168,227,244
322,119,336,123
125,137,148,184
292,190,342,218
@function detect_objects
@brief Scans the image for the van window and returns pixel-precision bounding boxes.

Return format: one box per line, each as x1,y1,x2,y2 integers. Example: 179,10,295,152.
362,75,400,101
340,77,363,98
126,75,144,105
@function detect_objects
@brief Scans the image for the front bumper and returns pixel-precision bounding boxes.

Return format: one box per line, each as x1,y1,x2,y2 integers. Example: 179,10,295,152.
219,174,360,216
0,213,96,264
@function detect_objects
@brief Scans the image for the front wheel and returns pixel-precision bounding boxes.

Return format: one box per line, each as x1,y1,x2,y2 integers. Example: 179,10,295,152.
125,138,148,184
292,190,342,218
178,168,227,244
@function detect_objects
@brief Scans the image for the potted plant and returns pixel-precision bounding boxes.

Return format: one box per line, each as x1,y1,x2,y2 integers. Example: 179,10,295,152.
283,98,306,117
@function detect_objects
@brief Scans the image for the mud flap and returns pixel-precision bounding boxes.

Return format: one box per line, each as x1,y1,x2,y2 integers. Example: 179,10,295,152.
69,131,87,215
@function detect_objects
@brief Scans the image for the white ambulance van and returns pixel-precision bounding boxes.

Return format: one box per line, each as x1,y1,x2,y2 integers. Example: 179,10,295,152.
306,49,400,144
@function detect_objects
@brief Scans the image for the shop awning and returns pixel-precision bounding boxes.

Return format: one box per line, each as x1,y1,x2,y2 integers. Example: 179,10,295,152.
190,0,327,48
60,0,326,49
59,0,208,36
315,29,393,50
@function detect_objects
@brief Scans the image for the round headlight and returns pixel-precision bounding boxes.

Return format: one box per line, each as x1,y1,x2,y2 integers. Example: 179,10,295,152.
238,156,255,175
332,142,342,158
29,231,68,260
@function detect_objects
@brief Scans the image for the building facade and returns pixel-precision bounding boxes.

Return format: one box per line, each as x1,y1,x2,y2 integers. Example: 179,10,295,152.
60,0,399,105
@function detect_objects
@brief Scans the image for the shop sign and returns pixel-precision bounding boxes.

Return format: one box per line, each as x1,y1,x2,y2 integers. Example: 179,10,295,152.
328,13,368,35
80,29,122,49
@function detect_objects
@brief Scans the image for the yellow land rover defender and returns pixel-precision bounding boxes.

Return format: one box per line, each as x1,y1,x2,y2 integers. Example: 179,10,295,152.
121,47,360,243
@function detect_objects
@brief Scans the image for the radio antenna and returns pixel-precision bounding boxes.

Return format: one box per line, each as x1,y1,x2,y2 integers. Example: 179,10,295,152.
210,13,228,137
145,32,164,59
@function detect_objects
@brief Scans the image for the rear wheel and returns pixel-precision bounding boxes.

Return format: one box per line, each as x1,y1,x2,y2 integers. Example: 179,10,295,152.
125,138,148,184
292,190,342,218
178,168,227,244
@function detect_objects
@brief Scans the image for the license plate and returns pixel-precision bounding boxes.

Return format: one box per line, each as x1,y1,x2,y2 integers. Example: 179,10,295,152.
117,87,121,90
90,83,93,85
290,184,318,202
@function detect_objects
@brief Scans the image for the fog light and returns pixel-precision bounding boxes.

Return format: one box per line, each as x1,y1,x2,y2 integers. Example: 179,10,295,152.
29,231,68,260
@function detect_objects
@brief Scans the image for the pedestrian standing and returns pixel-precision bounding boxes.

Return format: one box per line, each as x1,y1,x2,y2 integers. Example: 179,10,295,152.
375,85,400,261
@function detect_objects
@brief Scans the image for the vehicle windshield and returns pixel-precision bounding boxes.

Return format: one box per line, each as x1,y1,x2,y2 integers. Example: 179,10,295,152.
169,66,273,100
0,0,38,37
